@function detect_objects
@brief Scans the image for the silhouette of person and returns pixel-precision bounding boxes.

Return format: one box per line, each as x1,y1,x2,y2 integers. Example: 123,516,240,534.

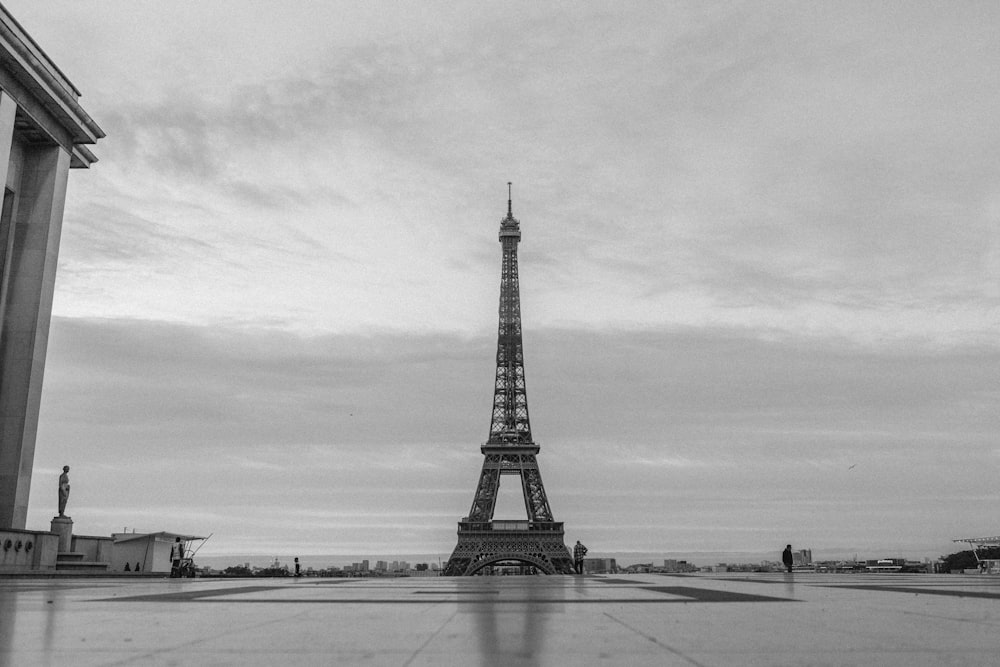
57,466,70,516
782,544,793,573
170,537,184,577
573,540,588,574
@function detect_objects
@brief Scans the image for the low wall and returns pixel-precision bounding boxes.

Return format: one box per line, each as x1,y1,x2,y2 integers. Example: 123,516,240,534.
71,535,113,563
0,528,58,572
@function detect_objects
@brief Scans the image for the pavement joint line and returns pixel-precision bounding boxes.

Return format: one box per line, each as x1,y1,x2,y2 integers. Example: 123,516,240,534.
95,597,796,604
400,608,459,667
96,585,294,602
603,611,711,667
819,584,1000,600
415,590,500,594
95,596,319,667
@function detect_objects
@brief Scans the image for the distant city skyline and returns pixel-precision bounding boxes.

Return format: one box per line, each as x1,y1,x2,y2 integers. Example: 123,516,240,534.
6,1,998,561
196,546,941,574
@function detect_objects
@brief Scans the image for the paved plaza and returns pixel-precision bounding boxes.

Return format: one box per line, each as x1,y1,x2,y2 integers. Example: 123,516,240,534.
1,572,998,666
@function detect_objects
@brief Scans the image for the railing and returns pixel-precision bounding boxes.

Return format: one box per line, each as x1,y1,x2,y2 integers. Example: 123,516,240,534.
457,521,564,533
492,521,529,531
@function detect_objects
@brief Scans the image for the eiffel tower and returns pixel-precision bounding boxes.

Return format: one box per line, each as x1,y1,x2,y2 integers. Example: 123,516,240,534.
443,184,573,576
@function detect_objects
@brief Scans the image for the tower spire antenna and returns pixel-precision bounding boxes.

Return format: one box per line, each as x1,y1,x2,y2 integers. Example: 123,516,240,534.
507,181,512,217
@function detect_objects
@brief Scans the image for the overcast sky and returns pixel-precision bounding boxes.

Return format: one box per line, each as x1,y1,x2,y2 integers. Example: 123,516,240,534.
9,1,999,563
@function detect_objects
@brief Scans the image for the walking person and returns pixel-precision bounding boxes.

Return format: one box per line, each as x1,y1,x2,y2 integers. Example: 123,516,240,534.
782,544,794,573
573,540,588,575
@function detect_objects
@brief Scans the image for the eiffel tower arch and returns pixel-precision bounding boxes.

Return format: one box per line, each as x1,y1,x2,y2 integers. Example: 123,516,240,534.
443,185,573,576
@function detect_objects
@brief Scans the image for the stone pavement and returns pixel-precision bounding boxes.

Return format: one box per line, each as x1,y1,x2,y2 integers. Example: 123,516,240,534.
1,572,998,666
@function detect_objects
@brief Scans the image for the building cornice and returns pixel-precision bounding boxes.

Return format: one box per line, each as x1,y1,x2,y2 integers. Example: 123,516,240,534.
0,4,104,166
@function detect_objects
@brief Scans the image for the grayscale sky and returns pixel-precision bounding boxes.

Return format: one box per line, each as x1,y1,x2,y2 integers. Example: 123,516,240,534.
9,1,999,562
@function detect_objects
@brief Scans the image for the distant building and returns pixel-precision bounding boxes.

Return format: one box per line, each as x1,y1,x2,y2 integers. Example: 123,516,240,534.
865,558,903,572
622,562,653,574
582,557,617,574
663,559,697,573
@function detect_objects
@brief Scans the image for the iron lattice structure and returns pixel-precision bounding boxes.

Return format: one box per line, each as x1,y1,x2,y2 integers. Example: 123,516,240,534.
444,186,573,576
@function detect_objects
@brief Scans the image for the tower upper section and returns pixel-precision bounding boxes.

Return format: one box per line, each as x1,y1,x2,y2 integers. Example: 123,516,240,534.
499,181,521,243
488,183,533,448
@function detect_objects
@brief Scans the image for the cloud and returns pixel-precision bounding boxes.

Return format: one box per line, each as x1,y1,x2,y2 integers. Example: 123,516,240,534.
19,1,993,345
60,202,213,265
27,316,1000,557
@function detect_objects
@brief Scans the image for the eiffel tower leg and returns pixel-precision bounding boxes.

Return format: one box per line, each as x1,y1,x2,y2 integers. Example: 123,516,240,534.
467,456,501,523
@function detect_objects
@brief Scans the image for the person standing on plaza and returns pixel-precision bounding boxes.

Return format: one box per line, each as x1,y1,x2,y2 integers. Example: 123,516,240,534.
782,544,794,573
170,537,184,577
573,540,588,574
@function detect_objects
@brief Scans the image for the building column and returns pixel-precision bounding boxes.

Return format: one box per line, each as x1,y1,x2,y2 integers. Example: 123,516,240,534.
0,137,70,529
0,92,14,185
0,90,19,529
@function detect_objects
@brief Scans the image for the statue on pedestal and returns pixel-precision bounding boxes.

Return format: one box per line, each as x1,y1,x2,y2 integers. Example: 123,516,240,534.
58,466,70,517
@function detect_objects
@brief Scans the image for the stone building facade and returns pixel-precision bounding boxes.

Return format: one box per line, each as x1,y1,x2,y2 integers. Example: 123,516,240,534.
0,7,102,530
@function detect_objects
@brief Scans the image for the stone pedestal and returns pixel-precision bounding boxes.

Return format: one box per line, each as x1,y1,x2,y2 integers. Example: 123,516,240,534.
50,515,72,552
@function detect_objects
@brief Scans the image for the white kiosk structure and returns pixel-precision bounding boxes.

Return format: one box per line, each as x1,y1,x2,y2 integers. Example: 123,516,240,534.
953,536,1000,574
